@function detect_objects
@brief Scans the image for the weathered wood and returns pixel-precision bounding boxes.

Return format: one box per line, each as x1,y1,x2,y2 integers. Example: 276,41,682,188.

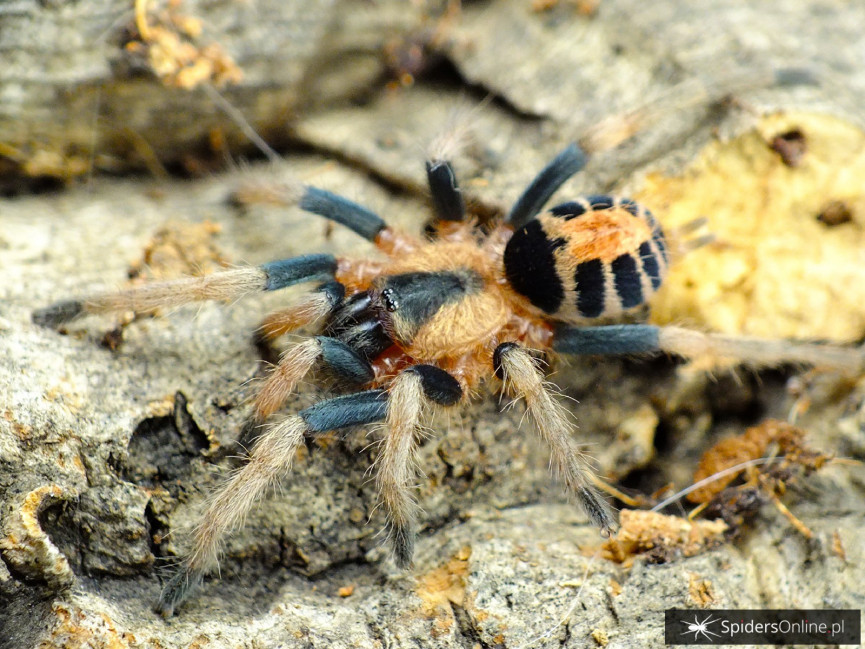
2,1,865,647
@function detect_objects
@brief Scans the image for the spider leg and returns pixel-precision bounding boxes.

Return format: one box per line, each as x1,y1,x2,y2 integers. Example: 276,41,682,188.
493,342,617,536
553,324,865,374
254,280,345,347
155,389,388,617
33,253,337,327
377,365,462,568
251,336,374,424
506,143,588,229
426,159,466,224
299,186,387,241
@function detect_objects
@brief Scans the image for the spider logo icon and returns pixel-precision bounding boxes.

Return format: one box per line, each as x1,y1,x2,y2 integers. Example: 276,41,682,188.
681,614,722,641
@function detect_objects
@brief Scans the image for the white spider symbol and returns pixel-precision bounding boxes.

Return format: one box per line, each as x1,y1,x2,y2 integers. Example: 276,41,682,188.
681,614,721,641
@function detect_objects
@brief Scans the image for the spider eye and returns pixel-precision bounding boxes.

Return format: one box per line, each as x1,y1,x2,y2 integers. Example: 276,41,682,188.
382,288,399,312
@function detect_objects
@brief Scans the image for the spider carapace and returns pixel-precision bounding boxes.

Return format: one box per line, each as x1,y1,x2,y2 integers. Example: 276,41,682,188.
33,143,862,616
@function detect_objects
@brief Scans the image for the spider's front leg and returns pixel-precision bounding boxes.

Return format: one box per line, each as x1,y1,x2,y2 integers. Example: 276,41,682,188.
32,253,338,327
157,363,461,616
493,342,617,536
156,389,389,617
553,324,865,374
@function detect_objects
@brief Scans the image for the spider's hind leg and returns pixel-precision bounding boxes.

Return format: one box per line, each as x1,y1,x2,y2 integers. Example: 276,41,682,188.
506,143,588,229
553,324,865,374
33,253,338,327
493,342,617,536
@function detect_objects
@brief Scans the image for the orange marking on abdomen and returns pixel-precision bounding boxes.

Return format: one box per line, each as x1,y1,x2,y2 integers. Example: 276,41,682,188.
542,208,653,265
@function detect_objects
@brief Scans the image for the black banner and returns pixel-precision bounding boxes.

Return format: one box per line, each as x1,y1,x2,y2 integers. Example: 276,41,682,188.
665,609,860,645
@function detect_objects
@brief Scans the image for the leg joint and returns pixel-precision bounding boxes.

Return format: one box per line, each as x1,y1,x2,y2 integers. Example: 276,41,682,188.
405,364,462,406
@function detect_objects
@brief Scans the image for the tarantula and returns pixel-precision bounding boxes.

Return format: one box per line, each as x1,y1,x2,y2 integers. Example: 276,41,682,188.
33,137,863,616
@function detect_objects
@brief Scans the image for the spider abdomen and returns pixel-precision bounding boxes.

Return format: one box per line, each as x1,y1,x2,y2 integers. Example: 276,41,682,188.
503,195,668,322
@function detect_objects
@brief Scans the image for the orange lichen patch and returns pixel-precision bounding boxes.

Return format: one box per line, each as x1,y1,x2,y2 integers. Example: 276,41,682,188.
602,510,727,564
540,208,653,266
3,408,33,441
0,142,91,182
0,485,77,586
416,546,472,619
127,0,243,90
643,112,865,342
591,628,610,646
831,530,847,562
686,419,827,504
687,573,717,607
41,602,133,649
337,584,356,598
144,395,176,418
128,220,228,282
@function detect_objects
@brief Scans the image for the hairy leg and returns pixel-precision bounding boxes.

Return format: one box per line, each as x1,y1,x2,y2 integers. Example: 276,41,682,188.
553,324,865,374
377,365,461,568
33,254,337,327
156,389,389,616
254,280,344,346
494,342,616,536
252,336,374,423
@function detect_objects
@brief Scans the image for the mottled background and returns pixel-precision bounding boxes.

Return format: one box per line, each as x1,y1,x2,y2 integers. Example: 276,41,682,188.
1,1,864,647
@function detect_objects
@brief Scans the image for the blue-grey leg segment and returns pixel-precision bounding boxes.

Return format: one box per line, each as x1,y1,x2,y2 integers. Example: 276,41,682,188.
406,364,462,405
316,336,374,385
426,160,466,222
553,324,660,355
507,143,588,229
33,299,85,327
300,187,387,241
261,254,337,291
773,67,819,87
155,570,201,618
299,389,388,432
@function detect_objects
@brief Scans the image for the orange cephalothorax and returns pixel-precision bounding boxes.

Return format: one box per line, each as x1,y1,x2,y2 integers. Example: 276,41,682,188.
503,195,668,322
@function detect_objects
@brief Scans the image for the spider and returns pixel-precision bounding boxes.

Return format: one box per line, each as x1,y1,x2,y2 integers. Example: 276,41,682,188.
33,133,864,617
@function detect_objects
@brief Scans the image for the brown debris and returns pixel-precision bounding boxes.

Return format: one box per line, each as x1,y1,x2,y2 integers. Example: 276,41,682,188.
416,545,472,614
127,220,228,282
687,573,717,607
602,510,727,564
686,419,831,537
687,419,826,503
769,128,807,167
97,220,229,348
817,199,854,226
126,0,243,90
832,530,847,562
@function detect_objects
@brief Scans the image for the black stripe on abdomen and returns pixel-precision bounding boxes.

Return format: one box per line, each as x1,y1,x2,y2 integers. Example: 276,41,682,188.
611,253,643,309
574,258,606,318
